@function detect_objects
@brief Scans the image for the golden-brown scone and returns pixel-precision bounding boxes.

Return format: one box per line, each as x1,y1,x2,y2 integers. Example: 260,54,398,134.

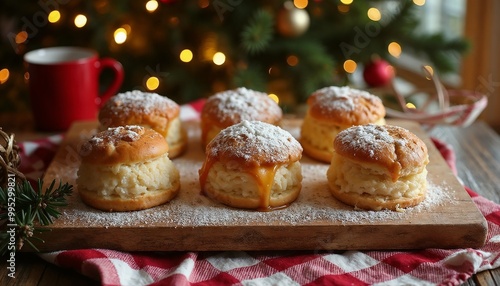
76,125,180,212
301,86,386,163
327,124,429,211
98,90,187,158
199,120,303,211
200,87,282,148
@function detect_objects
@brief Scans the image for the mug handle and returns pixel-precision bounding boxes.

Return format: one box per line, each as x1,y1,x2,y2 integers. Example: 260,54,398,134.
95,58,124,108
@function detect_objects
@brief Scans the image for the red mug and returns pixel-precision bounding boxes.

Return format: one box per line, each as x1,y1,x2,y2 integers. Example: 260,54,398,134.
24,46,124,131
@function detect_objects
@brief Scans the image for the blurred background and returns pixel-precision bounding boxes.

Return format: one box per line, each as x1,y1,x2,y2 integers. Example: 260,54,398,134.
0,0,499,131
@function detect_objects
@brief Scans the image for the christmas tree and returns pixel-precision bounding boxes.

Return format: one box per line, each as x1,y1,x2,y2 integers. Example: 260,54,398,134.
0,0,469,113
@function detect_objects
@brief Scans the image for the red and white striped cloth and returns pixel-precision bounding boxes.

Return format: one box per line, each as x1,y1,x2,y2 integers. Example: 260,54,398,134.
16,100,500,285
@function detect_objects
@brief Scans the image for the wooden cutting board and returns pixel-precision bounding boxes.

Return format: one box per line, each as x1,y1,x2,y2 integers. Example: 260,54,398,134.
32,119,487,252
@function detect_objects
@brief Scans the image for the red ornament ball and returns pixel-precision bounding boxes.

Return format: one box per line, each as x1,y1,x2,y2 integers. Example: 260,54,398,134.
363,59,395,87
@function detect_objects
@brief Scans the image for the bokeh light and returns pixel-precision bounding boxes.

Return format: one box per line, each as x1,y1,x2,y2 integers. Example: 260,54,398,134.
367,8,381,21
114,28,128,44
213,52,226,65
269,93,279,104
287,55,299,66
146,0,159,12
180,49,193,62
294,0,308,9
146,76,160,90
343,59,357,73
74,14,87,28
48,10,61,23
0,69,9,84
388,42,402,58
15,31,28,44
413,0,426,6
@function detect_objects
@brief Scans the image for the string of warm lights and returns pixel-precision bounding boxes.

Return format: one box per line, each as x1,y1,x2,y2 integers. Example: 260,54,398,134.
1,0,431,102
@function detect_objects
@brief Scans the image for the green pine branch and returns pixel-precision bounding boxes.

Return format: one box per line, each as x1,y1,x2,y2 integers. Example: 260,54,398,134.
241,10,274,54
0,179,73,254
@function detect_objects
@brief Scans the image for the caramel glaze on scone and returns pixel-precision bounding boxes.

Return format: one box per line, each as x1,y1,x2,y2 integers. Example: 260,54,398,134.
77,125,180,212
199,120,303,211
327,124,429,211
301,86,386,163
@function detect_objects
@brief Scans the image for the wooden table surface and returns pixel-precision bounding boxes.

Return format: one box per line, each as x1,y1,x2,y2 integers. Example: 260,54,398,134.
1,120,499,286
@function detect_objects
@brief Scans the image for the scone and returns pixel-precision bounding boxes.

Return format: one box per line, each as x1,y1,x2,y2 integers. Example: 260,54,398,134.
200,87,282,148
76,125,180,211
326,124,429,211
199,120,303,211
98,90,187,158
301,86,386,163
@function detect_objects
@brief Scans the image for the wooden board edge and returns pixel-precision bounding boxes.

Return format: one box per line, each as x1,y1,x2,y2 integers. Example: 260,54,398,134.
23,221,487,252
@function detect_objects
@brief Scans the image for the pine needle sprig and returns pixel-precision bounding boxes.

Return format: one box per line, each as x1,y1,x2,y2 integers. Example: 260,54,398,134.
14,207,48,252
0,179,72,254
0,206,47,255
241,10,274,54
15,179,73,226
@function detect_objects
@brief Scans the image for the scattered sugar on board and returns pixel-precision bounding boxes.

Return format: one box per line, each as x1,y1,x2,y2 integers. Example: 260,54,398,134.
59,123,456,228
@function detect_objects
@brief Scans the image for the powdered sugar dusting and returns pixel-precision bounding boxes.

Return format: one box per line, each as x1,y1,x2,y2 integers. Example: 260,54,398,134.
102,90,178,117
57,122,456,229
311,86,382,112
91,125,143,145
207,120,302,164
336,124,406,158
204,87,282,124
